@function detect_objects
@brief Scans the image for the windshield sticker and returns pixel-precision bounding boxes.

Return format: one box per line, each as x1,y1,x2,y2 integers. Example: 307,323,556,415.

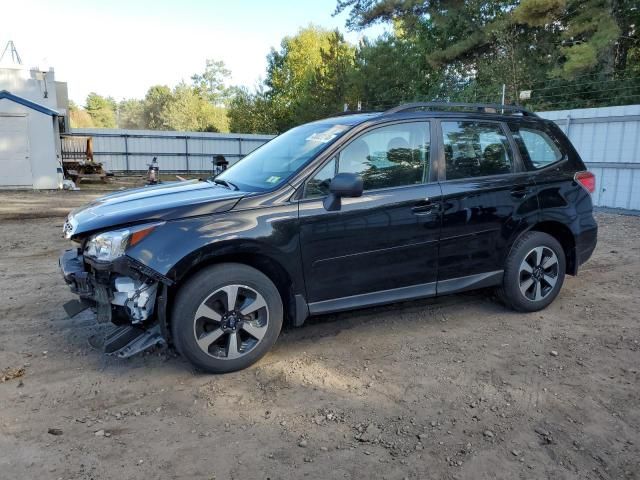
266,176,281,184
306,132,338,143
306,124,349,144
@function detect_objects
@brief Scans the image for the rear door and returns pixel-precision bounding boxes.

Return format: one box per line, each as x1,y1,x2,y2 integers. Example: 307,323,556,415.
435,118,539,292
0,114,32,187
507,120,584,208
298,120,442,308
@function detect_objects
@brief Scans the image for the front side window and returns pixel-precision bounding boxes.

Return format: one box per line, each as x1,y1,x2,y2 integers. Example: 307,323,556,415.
304,122,430,198
337,122,430,191
510,125,563,170
442,121,514,180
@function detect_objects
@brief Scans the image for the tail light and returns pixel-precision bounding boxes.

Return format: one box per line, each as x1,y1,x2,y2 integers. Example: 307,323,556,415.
574,171,595,194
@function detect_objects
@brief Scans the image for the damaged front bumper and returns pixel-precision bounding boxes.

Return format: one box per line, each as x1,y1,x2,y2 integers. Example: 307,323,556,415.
59,248,170,358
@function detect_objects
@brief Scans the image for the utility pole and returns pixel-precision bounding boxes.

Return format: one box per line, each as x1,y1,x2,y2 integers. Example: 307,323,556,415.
0,40,22,64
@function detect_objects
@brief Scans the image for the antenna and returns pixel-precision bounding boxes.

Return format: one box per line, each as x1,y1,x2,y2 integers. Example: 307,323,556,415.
0,41,23,64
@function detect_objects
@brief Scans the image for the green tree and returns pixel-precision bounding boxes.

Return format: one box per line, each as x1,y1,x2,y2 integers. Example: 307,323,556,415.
263,25,356,132
85,92,117,128
304,31,356,118
336,0,640,108
515,0,636,78
227,86,276,134
142,85,173,130
191,59,232,105
117,99,145,129
337,1,544,102
348,20,448,109
68,100,95,128
162,83,228,132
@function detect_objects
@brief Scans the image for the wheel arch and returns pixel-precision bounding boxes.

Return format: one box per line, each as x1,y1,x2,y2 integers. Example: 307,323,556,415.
161,243,303,342
508,220,577,275
529,221,577,275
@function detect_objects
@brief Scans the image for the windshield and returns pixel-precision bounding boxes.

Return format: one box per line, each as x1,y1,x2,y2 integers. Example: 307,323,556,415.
215,122,351,192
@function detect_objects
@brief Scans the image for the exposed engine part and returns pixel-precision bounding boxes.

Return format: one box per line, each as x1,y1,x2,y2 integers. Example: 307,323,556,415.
112,276,158,323
104,324,165,358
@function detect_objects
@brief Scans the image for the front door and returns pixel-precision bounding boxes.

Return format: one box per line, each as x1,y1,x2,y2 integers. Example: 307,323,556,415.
0,115,32,187
435,119,539,291
298,121,442,310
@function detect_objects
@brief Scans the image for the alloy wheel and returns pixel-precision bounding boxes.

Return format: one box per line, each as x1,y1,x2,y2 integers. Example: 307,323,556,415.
518,246,559,302
193,284,269,359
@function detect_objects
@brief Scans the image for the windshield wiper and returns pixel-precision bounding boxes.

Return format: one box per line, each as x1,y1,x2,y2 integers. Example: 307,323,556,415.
213,178,239,191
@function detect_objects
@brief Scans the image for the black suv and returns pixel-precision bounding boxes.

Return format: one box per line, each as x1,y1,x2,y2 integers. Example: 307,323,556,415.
60,102,598,373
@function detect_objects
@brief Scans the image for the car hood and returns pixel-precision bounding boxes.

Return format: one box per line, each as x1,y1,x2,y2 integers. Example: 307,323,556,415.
66,180,245,238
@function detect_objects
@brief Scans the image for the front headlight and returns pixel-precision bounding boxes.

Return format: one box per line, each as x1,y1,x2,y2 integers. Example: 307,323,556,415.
84,222,163,262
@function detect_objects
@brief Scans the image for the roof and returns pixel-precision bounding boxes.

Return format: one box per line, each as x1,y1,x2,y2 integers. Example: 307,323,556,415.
0,90,59,116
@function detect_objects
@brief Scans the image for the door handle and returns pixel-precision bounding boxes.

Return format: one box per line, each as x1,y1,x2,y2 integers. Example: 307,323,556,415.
510,186,529,199
412,199,438,215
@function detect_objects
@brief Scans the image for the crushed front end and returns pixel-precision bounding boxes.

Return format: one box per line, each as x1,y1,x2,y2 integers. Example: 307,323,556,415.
59,220,171,358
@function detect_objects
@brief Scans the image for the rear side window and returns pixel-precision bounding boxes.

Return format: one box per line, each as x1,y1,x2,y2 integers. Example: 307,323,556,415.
510,125,563,170
441,121,513,180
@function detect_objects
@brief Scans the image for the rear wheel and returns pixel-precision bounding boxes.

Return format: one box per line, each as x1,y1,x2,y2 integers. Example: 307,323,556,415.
171,263,283,373
498,231,566,312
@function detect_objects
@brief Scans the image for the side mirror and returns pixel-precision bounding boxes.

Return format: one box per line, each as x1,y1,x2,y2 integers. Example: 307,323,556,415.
323,172,364,211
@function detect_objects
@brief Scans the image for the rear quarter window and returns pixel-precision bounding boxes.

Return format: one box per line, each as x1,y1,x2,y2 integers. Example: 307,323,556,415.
509,124,564,170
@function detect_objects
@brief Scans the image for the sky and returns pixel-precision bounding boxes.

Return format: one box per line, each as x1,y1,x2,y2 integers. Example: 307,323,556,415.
1,0,387,104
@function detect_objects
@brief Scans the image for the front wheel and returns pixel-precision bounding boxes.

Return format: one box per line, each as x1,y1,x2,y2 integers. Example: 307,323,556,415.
498,231,566,312
171,263,283,373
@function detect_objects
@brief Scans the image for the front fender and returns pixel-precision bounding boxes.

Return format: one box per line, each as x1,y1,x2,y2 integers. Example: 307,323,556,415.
124,205,302,287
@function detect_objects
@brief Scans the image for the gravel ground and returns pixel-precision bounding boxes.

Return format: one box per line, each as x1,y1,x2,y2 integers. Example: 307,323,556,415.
0,188,638,480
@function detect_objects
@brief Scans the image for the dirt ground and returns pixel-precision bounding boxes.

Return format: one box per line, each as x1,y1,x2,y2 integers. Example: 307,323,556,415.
0,185,638,480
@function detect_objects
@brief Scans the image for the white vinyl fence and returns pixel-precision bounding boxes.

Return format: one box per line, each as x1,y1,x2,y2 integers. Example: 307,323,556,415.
70,104,640,210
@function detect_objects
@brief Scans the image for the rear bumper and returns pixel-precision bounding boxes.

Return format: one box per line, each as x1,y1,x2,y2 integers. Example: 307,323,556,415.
575,222,598,269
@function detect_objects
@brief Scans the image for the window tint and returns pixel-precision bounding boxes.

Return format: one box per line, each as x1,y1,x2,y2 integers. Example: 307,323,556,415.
511,126,563,169
442,121,513,180
337,122,430,190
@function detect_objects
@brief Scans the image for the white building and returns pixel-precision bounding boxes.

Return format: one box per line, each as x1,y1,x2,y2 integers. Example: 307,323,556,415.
0,64,68,189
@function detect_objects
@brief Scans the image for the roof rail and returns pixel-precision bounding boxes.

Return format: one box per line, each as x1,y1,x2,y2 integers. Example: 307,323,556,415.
331,109,378,117
384,102,538,118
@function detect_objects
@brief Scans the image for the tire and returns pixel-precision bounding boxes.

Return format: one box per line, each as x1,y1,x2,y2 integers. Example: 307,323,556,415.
171,263,283,373
497,231,566,312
